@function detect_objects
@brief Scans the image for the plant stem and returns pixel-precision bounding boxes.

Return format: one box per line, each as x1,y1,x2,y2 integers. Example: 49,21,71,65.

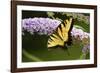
23,49,42,62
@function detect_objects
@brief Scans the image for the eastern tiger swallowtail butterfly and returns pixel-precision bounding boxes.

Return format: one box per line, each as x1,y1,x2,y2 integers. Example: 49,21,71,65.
47,18,73,53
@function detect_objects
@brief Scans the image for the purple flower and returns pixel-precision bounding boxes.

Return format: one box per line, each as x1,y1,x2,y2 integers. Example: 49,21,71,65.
71,27,89,40
22,17,61,35
71,27,90,55
82,44,90,54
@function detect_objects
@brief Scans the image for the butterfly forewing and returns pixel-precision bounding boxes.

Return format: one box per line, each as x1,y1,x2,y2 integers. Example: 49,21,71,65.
47,18,73,49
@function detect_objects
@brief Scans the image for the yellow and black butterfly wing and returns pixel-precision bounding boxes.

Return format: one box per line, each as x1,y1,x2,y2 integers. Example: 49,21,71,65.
47,18,73,48
48,33,64,47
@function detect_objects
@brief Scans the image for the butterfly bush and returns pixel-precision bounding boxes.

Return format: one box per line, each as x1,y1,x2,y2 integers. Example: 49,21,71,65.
22,17,61,35
82,44,90,54
71,27,90,55
71,27,90,40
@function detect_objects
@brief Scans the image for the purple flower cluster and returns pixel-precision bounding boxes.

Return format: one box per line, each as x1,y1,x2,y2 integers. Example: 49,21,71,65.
71,27,90,40
71,27,90,55
22,17,61,35
82,44,90,54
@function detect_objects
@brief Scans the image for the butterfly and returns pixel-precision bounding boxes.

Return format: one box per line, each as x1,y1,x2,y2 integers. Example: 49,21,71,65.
47,18,73,52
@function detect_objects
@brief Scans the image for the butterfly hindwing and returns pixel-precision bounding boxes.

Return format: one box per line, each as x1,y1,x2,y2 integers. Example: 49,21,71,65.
47,18,73,48
48,33,64,47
